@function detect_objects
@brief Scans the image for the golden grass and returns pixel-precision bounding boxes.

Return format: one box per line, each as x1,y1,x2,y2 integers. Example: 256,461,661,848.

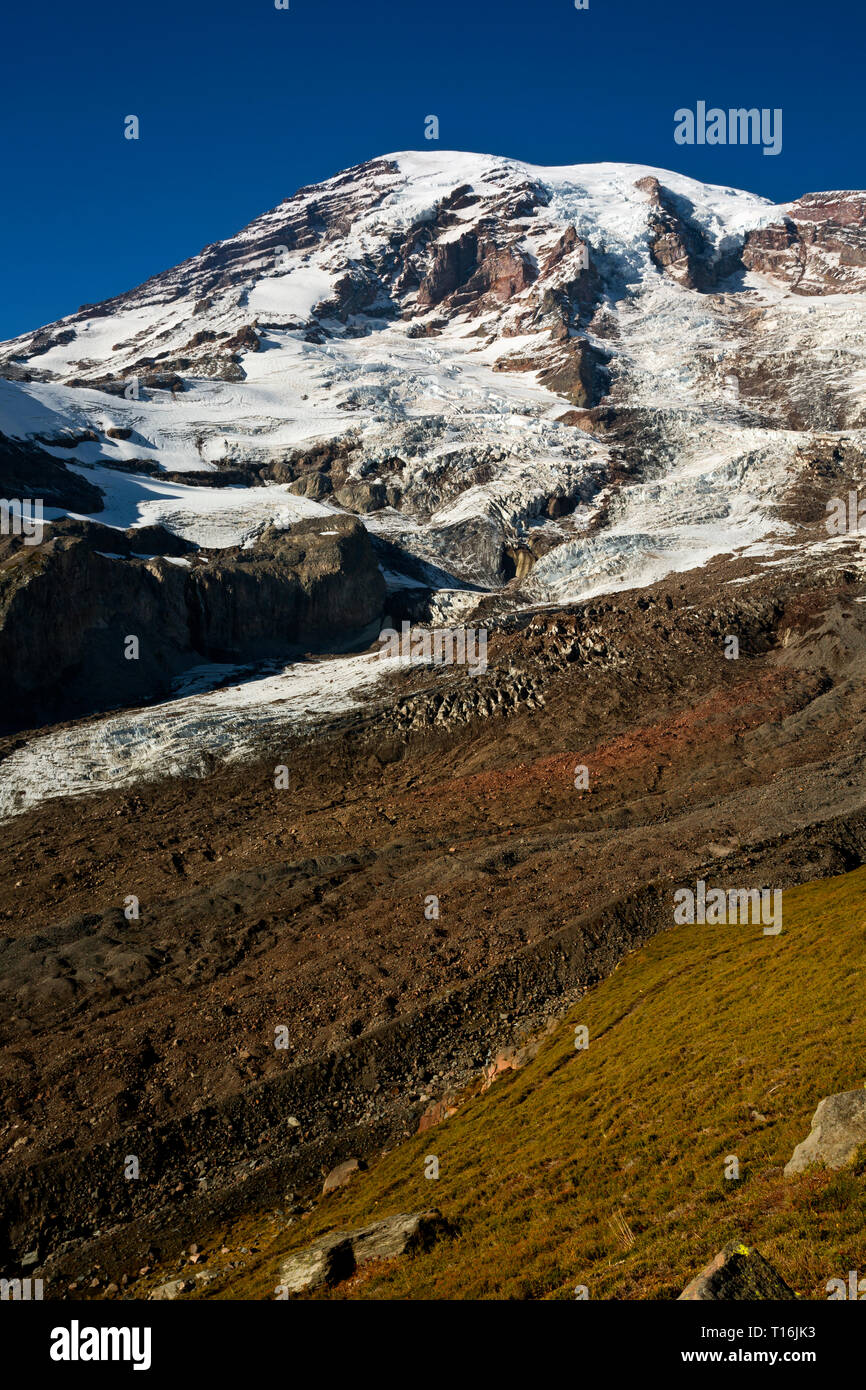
210,865,866,1300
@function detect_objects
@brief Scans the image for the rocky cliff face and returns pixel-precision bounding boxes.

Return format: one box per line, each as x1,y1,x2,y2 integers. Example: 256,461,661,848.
741,191,866,295
0,516,384,729
0,433,104,513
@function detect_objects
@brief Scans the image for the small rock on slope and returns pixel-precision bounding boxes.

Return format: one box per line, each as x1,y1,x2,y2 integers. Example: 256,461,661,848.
322,1158,363,1195
277,1209,454,1296
678,1242,797,1300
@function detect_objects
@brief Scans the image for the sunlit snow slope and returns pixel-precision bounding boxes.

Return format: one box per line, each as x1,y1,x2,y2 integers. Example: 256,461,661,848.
4,151,866,601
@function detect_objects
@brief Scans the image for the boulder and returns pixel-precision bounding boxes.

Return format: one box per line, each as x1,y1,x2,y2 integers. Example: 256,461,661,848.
322,1158,362,1195
784,1089,866,1176
148,1269,218,1300
678,1242,797,1300
288,471,332,501
149,1278,194,1300
277,1233,355,1295
276,1210,454,1296
333,478,386,513
351,1210,454,1264
417,1097,459,1133
481,1043,532,1089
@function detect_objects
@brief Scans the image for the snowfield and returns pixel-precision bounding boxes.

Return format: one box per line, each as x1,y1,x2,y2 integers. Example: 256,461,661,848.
0,651,394,821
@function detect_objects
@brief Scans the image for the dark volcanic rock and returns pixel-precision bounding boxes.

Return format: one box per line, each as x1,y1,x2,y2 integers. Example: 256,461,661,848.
126,524,197,558
0,515,384,728
332,478,387,512
0,537,190,727
634,176,727,290
678,1241,797,1300
189,517,385,660
38,517,195,558
495,337,610,410
25,327,76,358
0,433,103,514
417,231,479,308
288,471,332,502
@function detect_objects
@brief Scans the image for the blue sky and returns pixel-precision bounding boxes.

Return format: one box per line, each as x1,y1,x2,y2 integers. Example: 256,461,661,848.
0,0,863,339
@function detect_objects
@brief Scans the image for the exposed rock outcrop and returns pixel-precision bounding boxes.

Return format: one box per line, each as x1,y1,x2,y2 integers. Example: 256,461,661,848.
0,515,385,728
0,433,104,514
277,1233,355,1295
277,1210,454,1296
678,1242,797,1300
742,193,866,295
634,175,732,290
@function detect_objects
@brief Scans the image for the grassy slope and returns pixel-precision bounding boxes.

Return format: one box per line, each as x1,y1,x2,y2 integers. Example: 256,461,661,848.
213,866,866,1300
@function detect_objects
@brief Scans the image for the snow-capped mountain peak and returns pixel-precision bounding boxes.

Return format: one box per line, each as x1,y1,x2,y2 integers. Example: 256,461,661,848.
2,150,866,599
